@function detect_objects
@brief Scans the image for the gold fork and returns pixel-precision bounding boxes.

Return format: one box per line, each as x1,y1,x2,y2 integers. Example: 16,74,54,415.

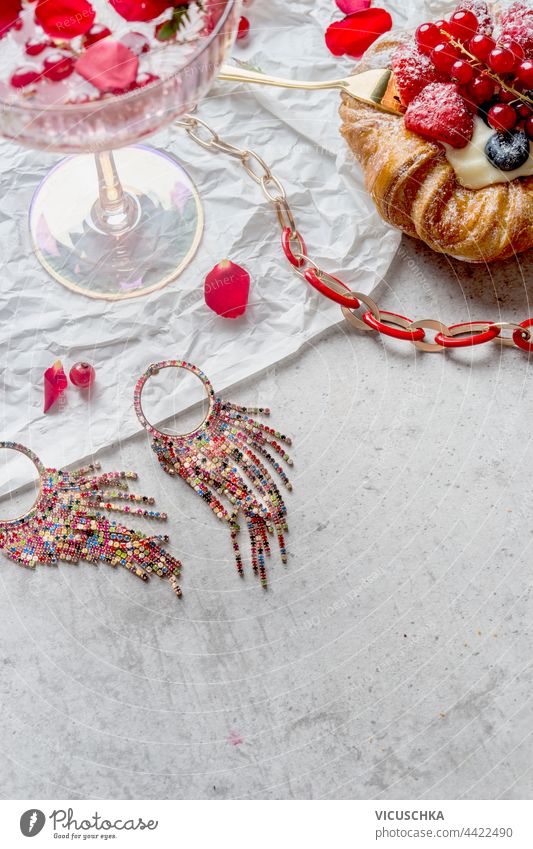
218,63,402,116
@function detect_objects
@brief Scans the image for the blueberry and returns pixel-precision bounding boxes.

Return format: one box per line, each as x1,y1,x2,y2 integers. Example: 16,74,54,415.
485,131,530,171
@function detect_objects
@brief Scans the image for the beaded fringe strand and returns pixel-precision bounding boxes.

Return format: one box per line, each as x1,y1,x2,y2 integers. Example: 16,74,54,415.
0,448,182,598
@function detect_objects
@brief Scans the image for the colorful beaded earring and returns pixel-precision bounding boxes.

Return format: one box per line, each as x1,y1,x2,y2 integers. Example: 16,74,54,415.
134,361,293,587
0,441,182,597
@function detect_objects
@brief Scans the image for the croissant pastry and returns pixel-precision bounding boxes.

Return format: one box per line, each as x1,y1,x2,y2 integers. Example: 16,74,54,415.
340,18,533,264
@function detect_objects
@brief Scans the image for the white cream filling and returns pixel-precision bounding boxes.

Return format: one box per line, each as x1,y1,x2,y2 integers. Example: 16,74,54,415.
443,116,533,190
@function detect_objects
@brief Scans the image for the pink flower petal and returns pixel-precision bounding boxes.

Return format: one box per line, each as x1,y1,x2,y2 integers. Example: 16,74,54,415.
325,8,393,58
336,0,371,14
75,40,139,93
205,259,250,319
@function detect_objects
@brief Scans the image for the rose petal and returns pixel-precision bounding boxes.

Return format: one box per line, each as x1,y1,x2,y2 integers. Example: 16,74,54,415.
205,259,250,319
325,8,393,58
75,41,139,93
110,0,172,22
35,0,96,40
0,0,22,40
336,0,371,15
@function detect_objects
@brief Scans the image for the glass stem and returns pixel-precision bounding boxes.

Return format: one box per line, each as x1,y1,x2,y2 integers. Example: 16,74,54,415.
93,150,137,234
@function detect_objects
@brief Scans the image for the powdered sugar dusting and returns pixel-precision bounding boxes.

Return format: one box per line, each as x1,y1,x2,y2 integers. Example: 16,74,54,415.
405,82,474,148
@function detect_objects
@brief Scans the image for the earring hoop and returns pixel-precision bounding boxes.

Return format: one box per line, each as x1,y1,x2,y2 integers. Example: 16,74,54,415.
134,359,294,588
134,360,215,439
0,441,46,527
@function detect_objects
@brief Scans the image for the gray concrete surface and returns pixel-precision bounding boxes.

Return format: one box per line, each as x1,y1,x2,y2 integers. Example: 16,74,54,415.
2,236,533,800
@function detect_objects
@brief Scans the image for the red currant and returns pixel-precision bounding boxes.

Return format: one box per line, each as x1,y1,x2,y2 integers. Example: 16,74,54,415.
501,39,525,62
450,10,479,41
467,74,495,103
518,102,532,118
468,34,495,61
488,103,518,131
499,88,517,103
439,20,458,41
526,115,533,139
431,42,459,73
488,46,517,75
10,67,42,88
516,59,533,88
136,72,160,87
415,22,441,54
120,31,150,55
25,38,50,57
69,362,95,389
237,16,250,41
450,59,474,85
82,24,111,48
43,52,74,82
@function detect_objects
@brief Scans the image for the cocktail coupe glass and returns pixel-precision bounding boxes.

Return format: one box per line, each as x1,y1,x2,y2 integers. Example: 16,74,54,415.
0,0,241,300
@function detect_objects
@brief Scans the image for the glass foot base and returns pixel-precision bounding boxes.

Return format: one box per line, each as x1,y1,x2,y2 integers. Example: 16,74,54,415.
30,145,204,301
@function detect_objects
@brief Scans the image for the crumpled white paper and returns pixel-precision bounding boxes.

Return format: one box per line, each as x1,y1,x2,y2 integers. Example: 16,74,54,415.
0,0,439,491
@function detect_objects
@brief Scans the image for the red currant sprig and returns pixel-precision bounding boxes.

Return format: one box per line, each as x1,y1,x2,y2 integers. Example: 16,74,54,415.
415,8,533,138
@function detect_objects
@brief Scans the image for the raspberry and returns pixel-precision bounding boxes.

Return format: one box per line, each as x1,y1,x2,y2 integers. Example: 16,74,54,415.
498,21,533,57
497,3,533,57
391,42,446,106
499,2,533,29
404,82,474,148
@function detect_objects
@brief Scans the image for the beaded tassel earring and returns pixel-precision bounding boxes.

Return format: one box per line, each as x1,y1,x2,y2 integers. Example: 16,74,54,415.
0,442,182,597
134,361,293,588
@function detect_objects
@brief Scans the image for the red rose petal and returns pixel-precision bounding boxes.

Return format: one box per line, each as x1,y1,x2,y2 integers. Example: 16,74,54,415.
43,360,68,414
110,0,172,22
75,41,139,93
35,0,96,40
336,0,371,15
325,8,393,58
0,0,22,40
205,259,250,319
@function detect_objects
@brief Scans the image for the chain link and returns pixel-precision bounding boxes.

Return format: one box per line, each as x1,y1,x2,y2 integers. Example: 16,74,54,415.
178,113,533,355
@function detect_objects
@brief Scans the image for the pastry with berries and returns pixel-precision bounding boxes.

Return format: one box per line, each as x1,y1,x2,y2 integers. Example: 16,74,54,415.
340,1,533,263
